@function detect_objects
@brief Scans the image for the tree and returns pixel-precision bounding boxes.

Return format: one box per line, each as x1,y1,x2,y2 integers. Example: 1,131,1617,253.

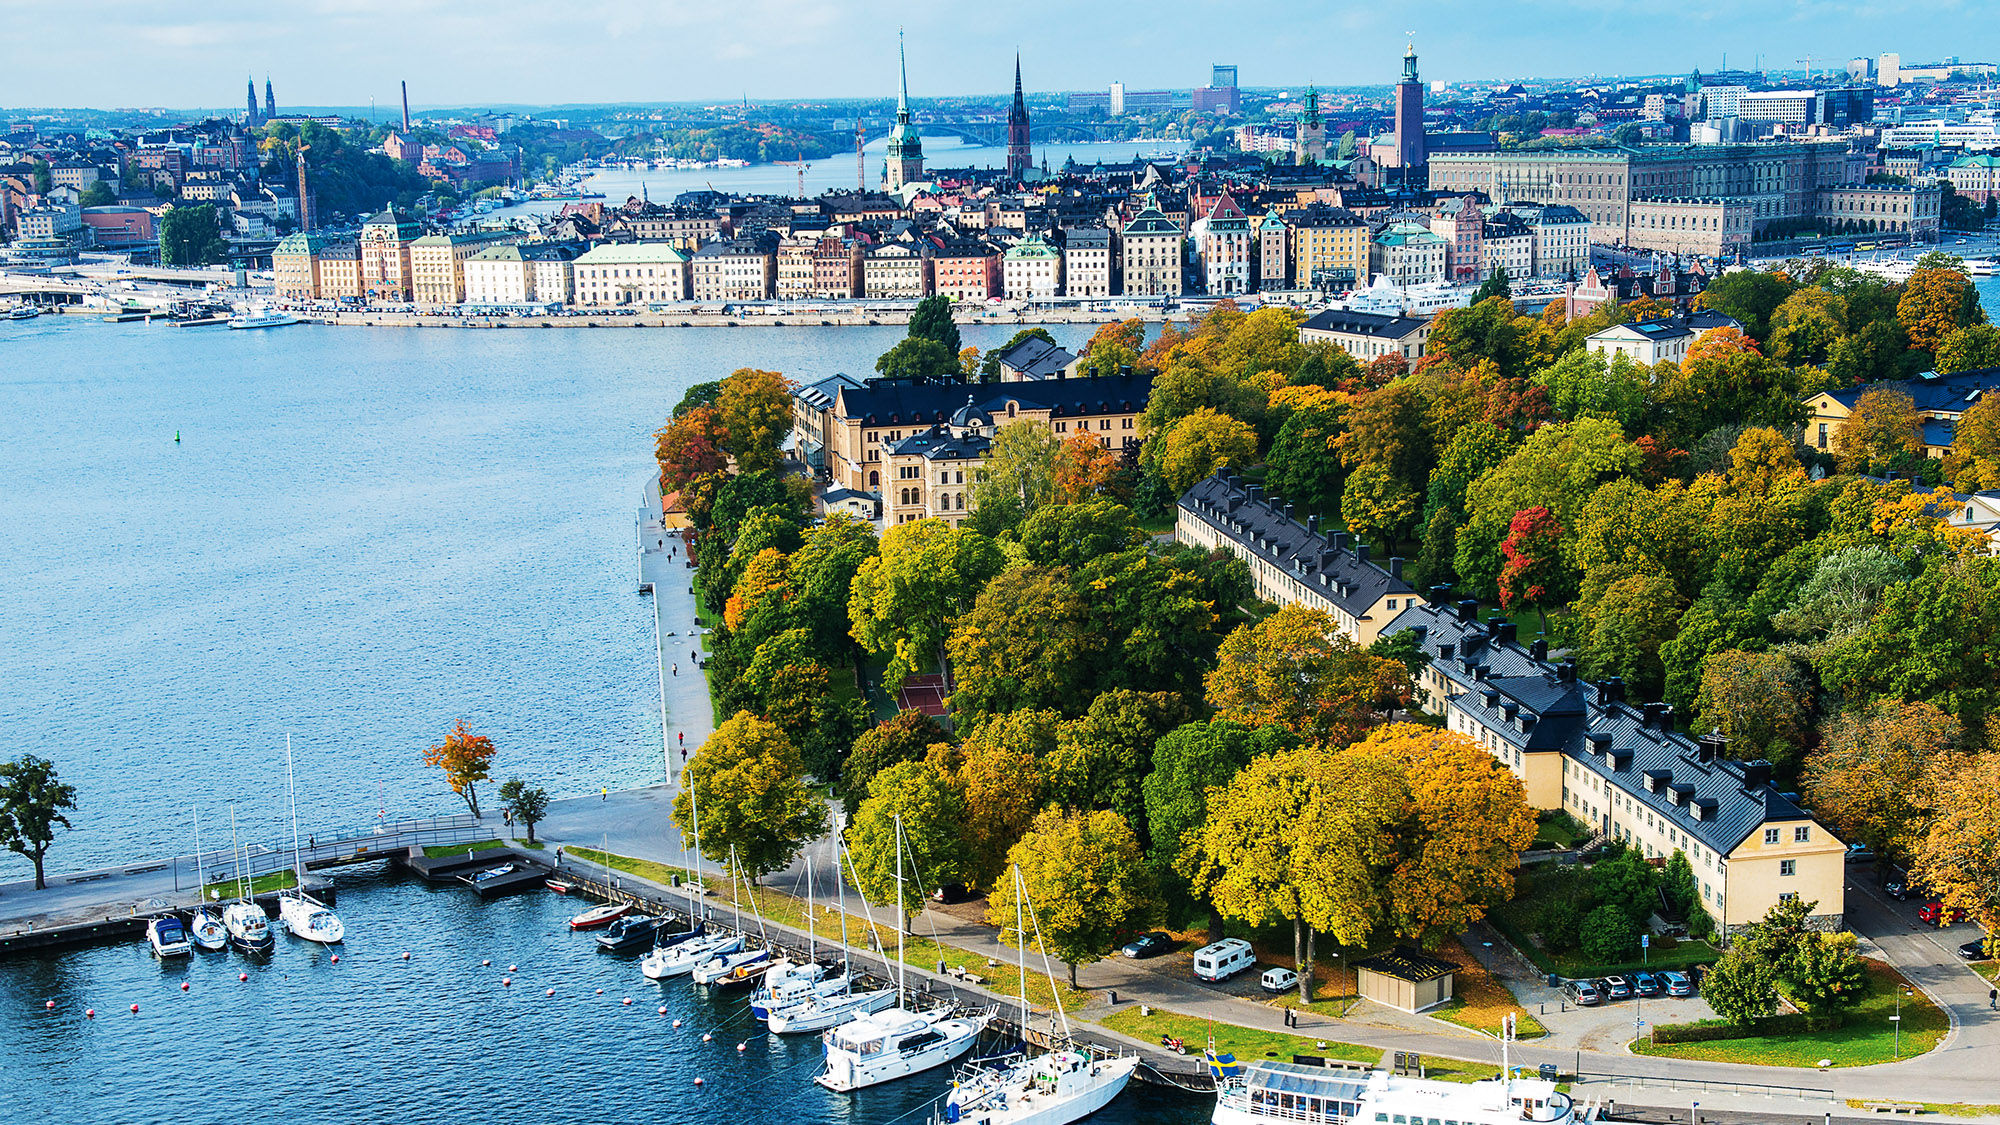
1770,546,1907,643
1474,268,1513,304
496,778,549,844
1151,408,1258,495
1049,430,1121,504
1803,701,1963,858
968,419,1060,531
1341,464,1421,551
873,336,955,383
654,404,728,491
674,380,723,418
423,719,496,817
1694,651,1814,774
1266,402,1347,523
987,808,1154,987
77,181,115,208
1019,500,1144,569
1078,319,1145,379
1897,266,1985,356
849,756,967,925
1820,555,2000,740
1042,690,1191,832
0,755,76,890
714,367,794,473
1457,418,1642,598
1696,270,1794,341
1205,606,1410,743
1787,931,1869,1029
671,711,828,879
1767,287,1849,367
841,710,950,817
1575,569,1683,701
1142,720,1297,898
1834,388,1924,474
848,519,1004,692
158,204,227,266
1911,752,2000,938
1584,843,1659,927
1496,506,1566,634
1578,904,1637,963
1703,946,1780,1027
30,159,51,195
1661,850,1713,939
1533,349,1650,431
952,740,1043,890
1935,324,2000,374
945,566,1099,724
907,294,962,356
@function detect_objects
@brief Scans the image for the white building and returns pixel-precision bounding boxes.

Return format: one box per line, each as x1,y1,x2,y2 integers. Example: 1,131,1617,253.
572,242,690,306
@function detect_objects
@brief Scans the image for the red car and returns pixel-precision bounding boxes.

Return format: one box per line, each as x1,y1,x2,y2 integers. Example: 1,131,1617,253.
1919,902,1970,926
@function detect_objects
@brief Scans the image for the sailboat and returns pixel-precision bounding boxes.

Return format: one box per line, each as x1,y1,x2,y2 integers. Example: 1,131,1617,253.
749,854,844,1016
814,815,993,1092
275,736,344,944
937,864,1139,1125
692,849,773,987
220,806,274,956
768,839,897,1034
188,808,229,952
642,785,735,977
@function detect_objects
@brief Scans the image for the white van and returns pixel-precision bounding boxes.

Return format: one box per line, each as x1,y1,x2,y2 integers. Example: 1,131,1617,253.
1192,938,1255,982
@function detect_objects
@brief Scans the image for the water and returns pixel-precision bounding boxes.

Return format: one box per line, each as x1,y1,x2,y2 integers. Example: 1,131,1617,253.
0,316,1089,874
0,868,1208,1122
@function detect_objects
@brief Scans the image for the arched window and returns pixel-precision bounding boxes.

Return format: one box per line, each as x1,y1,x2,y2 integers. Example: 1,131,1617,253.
868,471,880,488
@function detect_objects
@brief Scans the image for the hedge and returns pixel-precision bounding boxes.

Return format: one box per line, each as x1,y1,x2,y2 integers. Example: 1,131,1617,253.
1651,1013,1813,1044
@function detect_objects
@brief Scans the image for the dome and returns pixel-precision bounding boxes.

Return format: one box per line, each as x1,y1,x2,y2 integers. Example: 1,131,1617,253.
949,395,992,430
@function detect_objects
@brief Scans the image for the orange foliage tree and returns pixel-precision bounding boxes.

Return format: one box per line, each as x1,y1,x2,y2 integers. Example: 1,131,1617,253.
1050,429,1121,504
1204,607,1410,743
424,719,497,817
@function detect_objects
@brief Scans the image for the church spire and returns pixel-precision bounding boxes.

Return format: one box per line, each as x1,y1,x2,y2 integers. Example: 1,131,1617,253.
897,28,910,116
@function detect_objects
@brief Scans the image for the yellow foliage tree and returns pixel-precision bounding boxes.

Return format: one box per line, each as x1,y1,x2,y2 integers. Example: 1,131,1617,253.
715,367,794,473
1834,388,1925,473
1204,606,1410,743
1050,429,1120,505
1897,266,1985,355
986,807,1154,987
1153,407,1258,495
1911,752,2000,938
1802,700,1964,857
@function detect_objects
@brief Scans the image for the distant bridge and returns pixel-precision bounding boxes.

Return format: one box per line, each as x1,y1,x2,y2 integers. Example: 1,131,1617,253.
858,121,1140,149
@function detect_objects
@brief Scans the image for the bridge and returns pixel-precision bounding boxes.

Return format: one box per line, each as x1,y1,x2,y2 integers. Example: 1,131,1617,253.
858,121,1142,149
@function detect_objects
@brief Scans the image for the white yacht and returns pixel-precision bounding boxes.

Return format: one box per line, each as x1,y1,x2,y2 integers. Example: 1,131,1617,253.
228,307,300,329
642,932,740,979
277,890,344,944
814,1005,992,1092
147,916,193,958
1964,258,1995,277
221,901,273,955
767,987,897,1035
1212,1063,1591,1125
943,1049,1141,1125
188,908,229,952
7,304,38,320
750,961,846,1019
691,945,770,985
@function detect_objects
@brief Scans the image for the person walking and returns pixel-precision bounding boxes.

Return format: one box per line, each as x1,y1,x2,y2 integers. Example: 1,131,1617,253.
672,662,679,676
600,786,607,801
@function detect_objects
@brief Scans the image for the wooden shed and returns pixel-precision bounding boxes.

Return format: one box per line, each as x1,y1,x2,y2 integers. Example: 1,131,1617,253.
1354,948,1457,1013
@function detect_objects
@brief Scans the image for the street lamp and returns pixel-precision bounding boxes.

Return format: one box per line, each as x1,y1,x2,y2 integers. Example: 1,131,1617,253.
1893,986,1913,1058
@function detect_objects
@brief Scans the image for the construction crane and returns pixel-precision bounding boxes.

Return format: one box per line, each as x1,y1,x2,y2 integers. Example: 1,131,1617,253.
1795,55,1818,81
772,159,810,198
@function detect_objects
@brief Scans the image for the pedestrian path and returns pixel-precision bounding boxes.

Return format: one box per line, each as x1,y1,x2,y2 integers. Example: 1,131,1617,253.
637,498,713,785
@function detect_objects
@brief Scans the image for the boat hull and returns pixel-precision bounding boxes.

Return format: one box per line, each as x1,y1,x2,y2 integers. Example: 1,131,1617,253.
814,1014,988,1092
642,934,740,979
569,903,630,930
767,989,897,1034
950,1056,1140,1125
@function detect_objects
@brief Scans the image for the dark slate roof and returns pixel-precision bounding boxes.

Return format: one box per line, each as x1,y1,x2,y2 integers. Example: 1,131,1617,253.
1381,599,1822,856
1354,948,1457,984
995,336,1077,380
1300,308,1428,341
795,372,866,411
1062,226,1110,249
1823,366,2000,416
835,372,1152,428
822,487,872,503
1177,472,1416,618
887,423,990,462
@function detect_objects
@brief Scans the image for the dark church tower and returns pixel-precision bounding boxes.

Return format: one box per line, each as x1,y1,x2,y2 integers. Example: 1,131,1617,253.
247,76,260,125
265,77,276,122
1006,54,1031,181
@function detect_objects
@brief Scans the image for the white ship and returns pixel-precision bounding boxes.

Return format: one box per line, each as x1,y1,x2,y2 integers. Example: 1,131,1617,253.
229,307,300,329
1212,1062,1593,1125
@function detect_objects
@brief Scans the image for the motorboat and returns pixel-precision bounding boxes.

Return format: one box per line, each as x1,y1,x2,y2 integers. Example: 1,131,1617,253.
942,1049,1141,1125
6,305,38,320
814,1005,993,1091
1965,259,1996,277
470,863,516,883
147,916,193,958
569,901,631,930
228,307,300,329
221,901,274,955
767,987,898,1035
690,945,770,986
1211,1062,1585,1125
188,908,229,952
277,890,344,944
594,914,666,953
641,932,740,979
545,879,576,894
751,963,850,1020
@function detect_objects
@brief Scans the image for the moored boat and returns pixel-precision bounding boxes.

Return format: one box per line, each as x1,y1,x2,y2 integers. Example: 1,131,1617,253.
147,916,193,958
188,908,228,952
569,901,630,930
943,1050,1142,1125
641,932,740,979
228,307,300,329
221,901,274,955
595,914,666,953
277,890,343,944
766,987,897,1035
690,945,769,986
814,1005,993,1092
545,879,576,894
1211,1062,1586,1125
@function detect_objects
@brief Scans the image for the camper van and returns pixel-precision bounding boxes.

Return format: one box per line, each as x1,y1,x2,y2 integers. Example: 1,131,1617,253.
1192,938,1255,982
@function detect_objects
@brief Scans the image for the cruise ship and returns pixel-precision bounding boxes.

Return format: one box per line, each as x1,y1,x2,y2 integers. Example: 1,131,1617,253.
1212,1062,1595,1125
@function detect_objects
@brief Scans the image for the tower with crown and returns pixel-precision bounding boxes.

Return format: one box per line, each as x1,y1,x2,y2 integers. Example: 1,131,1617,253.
884,32,925,192
1294,86,1326,165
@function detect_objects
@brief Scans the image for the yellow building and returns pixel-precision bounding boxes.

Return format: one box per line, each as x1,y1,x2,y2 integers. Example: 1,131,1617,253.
317,243,362,303
359,205,422,304
1804,371,1999,458
573,242,691,306
273,232,323,301
1286,206,1370,291
410,230,520,306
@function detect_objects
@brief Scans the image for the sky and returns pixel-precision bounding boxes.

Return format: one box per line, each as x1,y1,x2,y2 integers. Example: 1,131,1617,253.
0,0,1991,110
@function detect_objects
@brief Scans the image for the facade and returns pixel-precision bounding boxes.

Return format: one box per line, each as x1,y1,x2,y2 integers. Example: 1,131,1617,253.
1061,227,1114,297
862,241,929,298
1947,154,2000,203
775,236,817,301
317,243,363,303
1299,308,1432,363
1370,222,1448,286
810,236,863,298
1521,204,1592,276
932,239,1001,300
1389,44,1427,176
274,232,325,301
464,244,534,305
1256,212,1289,290
1175,472,1422,646
1121,201,1184,296
410,230,519,306
359,205,422,303
1390,597,1845,932
1001,234,1064,298
1480,211,1535,281
884,35,925,192
1006,56,1032,181
1192,192,1253,295
1430,197,1486,283
884,405,992,525
1287,206,1370,291
1814,184,1942,239
1624,197,1754,257
1294,87,1326,166
573,242,691,306
690,240,774,301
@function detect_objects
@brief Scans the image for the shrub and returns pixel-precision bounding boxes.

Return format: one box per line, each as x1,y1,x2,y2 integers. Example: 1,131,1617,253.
1579,904,1637,963
1650,1013,1811,1044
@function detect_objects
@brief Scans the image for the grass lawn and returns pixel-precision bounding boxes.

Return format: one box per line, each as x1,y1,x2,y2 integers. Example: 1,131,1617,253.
1632,961,1947,1067
1098,1005,1381,1067
564,845,1092,1012
1532,811,1587,850
1428,940,1548,1039
201,869,297,899
1137,514,1177,536
423,839,506,858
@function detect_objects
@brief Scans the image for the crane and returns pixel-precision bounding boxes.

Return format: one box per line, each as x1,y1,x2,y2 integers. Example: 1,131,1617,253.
771,159,810,198
1795,55,1818,81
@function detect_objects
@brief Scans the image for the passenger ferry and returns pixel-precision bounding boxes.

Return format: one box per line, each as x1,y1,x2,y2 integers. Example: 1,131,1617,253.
1212,1062,1595,1125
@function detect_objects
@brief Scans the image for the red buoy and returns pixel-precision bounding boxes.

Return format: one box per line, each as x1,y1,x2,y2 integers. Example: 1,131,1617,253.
330,954,339,964
693,1077,704,1086
130,1004,139,1013
238,973,248,982
400,951,410,961
85,1008,95,1019
736,1041,746,1052
180,983,189,992
546,988,555,997
482,959,491,967
502,978,512,987
508,964,517,972
44,1000,54,1010
621,997,632,1006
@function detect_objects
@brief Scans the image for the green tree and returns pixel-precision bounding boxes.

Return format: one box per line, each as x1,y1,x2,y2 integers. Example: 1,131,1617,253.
874,336,955,383
1150,408,1258,495
1660,850,1711,938
1205,606,1411,742
1766,287,1848,368
1578,904,1637,963
496,778,549,844
1018,501,1144,569
674,380,723,418
987,808,1154,987
1341,463,1422,551
1935,324,2000,374
77,181,115,208
848,519,1005,692
945,566,1100,724
907,294,962,357
1457,418,1642,598
1703,947,1780,1026
1474,268,1513,303
1697,270,1795,341
671,711,828,879
841,710,951,818
158,204,227,266
968,419,1060,532
1266,402,1346,524
1042,690,1191,833
848,755,967,926
1821,555,2000,741
786,514,879,660
1533,350,1650,431
1787,931,1869,1029
30,159,51,195
1575,569,1683,701
1142,720,1297,903
0,755,76,891
1585,843,1659,927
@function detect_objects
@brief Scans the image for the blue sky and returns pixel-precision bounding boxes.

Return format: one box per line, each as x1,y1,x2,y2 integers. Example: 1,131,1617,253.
0,0,1987,109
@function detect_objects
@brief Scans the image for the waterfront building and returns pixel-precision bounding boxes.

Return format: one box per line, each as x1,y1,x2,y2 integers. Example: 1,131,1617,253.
1175,471,1421,646
614,207,726,251
690,240,775,301
359,205,422,303
573,242,692,306
1255,211,1289,290
463,243,581,306
811,235,863,298
1060,227,1114,297
317,242,363,303
526,243,582,305
862,241,930,298
1370,222,1448,287
932,238,1001,301
1299,307,1432,363
1191,191,1252,295
992,335,1080,382
410,230,521,306
1430,196,1486,283
1120,200,1183,296
1479,210,1535,281
1001,233,1063,299
1624,197,1754,257
1287,205,1369,292
274,231,325,300
884,33,925,192
1006,55,1032,182
1947,154,2000,203
1814,183,1943,240
775,235,818,301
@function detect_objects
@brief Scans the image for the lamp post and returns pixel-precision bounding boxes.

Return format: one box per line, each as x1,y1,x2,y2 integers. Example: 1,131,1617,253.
1893,986,1913,1058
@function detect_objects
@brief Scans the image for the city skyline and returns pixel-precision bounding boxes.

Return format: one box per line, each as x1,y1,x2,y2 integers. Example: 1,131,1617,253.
1,0,1993,110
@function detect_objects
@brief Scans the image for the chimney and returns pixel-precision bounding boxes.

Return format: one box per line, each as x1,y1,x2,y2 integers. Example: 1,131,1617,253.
1388,556,1404,579
1283,502,1295,523
1456,598,1479,623
1354,541,1371,563
1556,659,1576,683
1248,484,1264,503
1740,760,1773,790
1119,364,1133,377
1494,620,1517,646
1430,584,1454,604
1474,664,1490,681
1604,676,1625,703
1331,531,1350,550
1530,639,1548,662
1306,515,1320,536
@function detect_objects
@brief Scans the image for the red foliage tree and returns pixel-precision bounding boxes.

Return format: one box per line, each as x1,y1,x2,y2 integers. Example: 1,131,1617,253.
1497,506,1569,635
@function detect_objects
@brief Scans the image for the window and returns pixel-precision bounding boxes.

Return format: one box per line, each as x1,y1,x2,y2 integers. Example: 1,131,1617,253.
1794,826,1810,842
1386,599,1398,610
1780,891,1798,902
1780,859,1796,877
1764,828,1780,846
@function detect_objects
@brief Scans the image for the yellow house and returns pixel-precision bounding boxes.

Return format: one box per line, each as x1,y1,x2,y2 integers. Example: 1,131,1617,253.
1805,370,2000,459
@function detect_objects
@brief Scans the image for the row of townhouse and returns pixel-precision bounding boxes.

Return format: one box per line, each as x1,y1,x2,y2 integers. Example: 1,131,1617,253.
1175,471,1846,934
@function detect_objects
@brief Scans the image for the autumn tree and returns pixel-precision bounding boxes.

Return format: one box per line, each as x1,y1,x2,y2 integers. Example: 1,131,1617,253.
1694,650,1815,774
714,367,793,473
1150,407,1258,495
1897,265,1985,355
1457,418,1642,597
1833,388,1925,473
1340,463,1422,552
424,719,496,817
848,755,967,926
1205,606,1410,743
1911,752,2000,939
841,710,951,817
848,519,1005,691
1935,324,2000,374
969,419,1060,532
654,404,728,492
945,566,1099,724
0,755,76,890
1142,720,1297,905
672,711,828,880
1496,506,1567,634
1766,287,1849,368
987,808,1154,987
1077,318,1146,379
951,740,1043,890
1050,430,1121,504
1802,700,1964,858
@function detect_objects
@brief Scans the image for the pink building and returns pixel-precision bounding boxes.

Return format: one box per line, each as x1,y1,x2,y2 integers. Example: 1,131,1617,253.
81,206,156,247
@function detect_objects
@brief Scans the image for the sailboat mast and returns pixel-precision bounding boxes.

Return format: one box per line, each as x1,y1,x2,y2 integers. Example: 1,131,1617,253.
285,734,302,883
689,782,703,922
229,804,246,903
805,851,817,962
193,807,203,900
835,840,851,993
894,814,905,1001
1016,864,1028,1041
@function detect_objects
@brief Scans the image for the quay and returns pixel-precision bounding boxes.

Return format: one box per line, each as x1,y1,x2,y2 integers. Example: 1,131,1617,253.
300,306,1182,330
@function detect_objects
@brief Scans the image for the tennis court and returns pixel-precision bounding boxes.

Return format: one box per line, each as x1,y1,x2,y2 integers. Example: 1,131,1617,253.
896,673,950,716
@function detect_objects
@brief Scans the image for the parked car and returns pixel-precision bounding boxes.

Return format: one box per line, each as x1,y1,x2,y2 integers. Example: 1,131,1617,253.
1121,931,1174,959
1566,979,1603,1006
1884,865,1917,900
1631,970,1661,997
1260,967,1300,994
1659,970,1694,997
1845,843,1877,864
1920,902,1970,926
1602,975,1632,1000
1959,936,1992,961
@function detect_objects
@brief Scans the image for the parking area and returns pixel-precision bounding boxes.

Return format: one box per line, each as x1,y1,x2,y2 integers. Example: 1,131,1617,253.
1846,860,1993,970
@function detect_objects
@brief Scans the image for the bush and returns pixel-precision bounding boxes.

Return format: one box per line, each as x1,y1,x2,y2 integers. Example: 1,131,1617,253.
1539,895,1584,954
1650,1013,1811,1044
1579,904,1637,963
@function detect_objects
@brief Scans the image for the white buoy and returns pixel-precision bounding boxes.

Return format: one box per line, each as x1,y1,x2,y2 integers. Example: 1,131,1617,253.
546,988,555,997
693,1077,704,1086
702,1032,712,1042
508,964,517,972
621,997,632,1006
238,973,248,982
672,1019,682,1028
482,959,491,967
401,951,410,961
44,1000,54,1010
502,978,512,987
85,1009,95,1019
595,988,604,995
658,1005,668,1015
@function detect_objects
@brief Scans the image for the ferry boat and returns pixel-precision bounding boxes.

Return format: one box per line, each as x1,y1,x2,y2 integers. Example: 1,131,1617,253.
1211,1062,1593,1125
228,307,301,329
1964,259,1996,277
7,304,38,320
